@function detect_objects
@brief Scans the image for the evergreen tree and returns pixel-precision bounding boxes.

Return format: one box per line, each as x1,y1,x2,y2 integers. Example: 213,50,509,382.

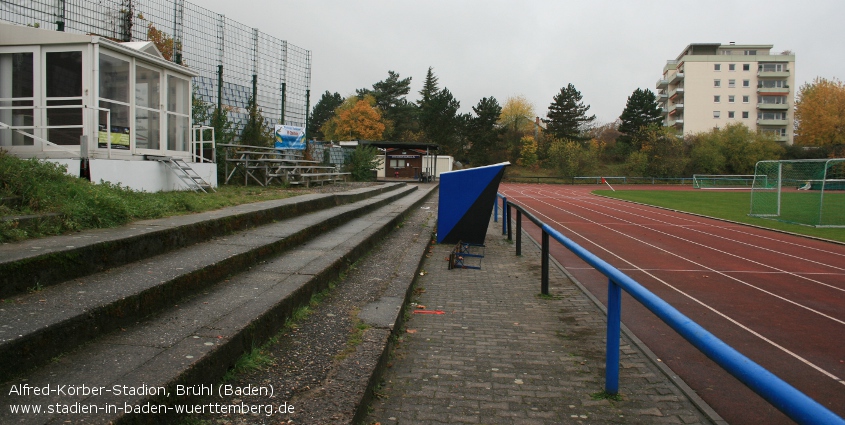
418,67,439,106
467,96,504,165
419,85,461,157
357,71,417,140
618,88,663,149
544,84,596,141
240,97,273,147
309,91,343,140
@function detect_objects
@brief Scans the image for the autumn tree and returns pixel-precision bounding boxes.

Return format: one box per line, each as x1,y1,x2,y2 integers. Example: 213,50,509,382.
546,138,603,176
518,136,538,168
795,77,845,147
618,88,663,151
635,126,688,178
309,91,343,140
321,95,386,141
498,95,536,163
147,23,180,62
544,84,596,142
689,123,783,175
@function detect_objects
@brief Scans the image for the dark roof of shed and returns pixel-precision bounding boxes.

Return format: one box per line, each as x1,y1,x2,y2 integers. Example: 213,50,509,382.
356,140,440,151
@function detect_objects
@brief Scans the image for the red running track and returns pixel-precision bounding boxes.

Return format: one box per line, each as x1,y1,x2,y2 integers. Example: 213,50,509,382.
499,183,845,425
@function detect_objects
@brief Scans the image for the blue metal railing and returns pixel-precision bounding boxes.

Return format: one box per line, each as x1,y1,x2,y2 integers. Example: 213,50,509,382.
496,194,845,425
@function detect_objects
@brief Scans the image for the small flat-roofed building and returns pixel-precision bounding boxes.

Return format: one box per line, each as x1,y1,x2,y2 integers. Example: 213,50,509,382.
0,22,216,191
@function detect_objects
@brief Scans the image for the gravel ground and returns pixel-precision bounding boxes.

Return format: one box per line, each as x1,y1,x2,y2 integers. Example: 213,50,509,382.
188,183,436,425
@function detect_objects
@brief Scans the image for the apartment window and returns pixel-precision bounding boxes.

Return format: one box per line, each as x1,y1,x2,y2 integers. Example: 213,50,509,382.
714,95,721,103
759,96,787,105
729,95,735,103
713,111,721,118
728,111,735,118
760,80,787,88
743,80,750,87
729,64,736,71
744,50,757,55
714,79,721,87
758,112,787,120
743,64,751,71
742,111,749,118
759,63,785,72
714,64,721,71
743,95,750,103
729,79,736,88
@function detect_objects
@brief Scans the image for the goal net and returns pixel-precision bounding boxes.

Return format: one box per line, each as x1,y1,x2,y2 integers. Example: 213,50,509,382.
749,158,845,227
693,174,767,189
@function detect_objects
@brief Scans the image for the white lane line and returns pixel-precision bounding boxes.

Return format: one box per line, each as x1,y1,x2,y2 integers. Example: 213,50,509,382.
532,187,845,294
512,193,845,385
582,188,845,260
586,195,845,272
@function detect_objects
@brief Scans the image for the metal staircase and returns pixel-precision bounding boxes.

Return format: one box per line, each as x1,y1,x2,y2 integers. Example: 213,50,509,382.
145,155,215,193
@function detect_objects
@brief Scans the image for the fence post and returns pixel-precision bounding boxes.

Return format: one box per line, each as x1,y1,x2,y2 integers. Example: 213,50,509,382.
494,196,499,222
515,209,522,256
541,230,549,295
507,203,512,240
606,279,622,394
502,197,507,235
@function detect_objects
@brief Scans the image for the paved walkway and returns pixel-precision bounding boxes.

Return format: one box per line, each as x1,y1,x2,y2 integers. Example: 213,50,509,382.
367,217,718,425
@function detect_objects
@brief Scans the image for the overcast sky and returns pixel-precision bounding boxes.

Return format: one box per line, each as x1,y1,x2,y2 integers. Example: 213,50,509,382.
201,0,844,125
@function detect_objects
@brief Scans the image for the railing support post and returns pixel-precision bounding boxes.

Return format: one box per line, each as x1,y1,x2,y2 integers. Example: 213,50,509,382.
494,197,498,222
606,278,622,395
502,197,507,235
515,209,522,256
541,230,549,295
507,203,513,241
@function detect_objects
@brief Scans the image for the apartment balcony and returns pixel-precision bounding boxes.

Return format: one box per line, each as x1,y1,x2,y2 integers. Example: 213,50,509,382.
660,106,668,116
669,72,685,85
669,103,684,114
669,87,684,100
757,84,789,94
656,91,668,103
757,103,789,110
758,70,790,78
656,78,669,89
757,119,789,126
670,119,684,129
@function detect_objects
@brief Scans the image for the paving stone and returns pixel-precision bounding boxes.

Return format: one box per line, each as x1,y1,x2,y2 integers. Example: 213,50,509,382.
366,217,717,425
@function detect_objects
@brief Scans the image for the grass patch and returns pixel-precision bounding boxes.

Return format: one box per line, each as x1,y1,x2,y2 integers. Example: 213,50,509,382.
595,190,845,243
0,151,316,242
590,390,623,402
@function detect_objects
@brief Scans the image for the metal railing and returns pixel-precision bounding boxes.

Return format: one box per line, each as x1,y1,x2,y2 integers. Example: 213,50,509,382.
494,194,845,425
0,104,112,158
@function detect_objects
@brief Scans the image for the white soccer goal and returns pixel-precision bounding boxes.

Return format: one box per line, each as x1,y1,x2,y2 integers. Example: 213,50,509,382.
749,159,845,227
692,174,767,189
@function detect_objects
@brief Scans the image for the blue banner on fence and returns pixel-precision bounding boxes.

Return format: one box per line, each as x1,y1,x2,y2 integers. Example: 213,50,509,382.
274,125,306,150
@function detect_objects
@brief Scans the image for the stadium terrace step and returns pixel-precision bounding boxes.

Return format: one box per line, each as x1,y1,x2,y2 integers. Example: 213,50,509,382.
0,183,420,384
0,183,406,299
0,183,437,425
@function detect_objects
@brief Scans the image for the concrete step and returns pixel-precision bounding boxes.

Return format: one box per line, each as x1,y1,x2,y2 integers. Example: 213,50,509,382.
0,183,406,298
0,183,437,425
0,184,417,384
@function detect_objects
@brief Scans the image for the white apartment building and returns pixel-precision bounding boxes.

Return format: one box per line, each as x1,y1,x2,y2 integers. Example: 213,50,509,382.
656,43,795,144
